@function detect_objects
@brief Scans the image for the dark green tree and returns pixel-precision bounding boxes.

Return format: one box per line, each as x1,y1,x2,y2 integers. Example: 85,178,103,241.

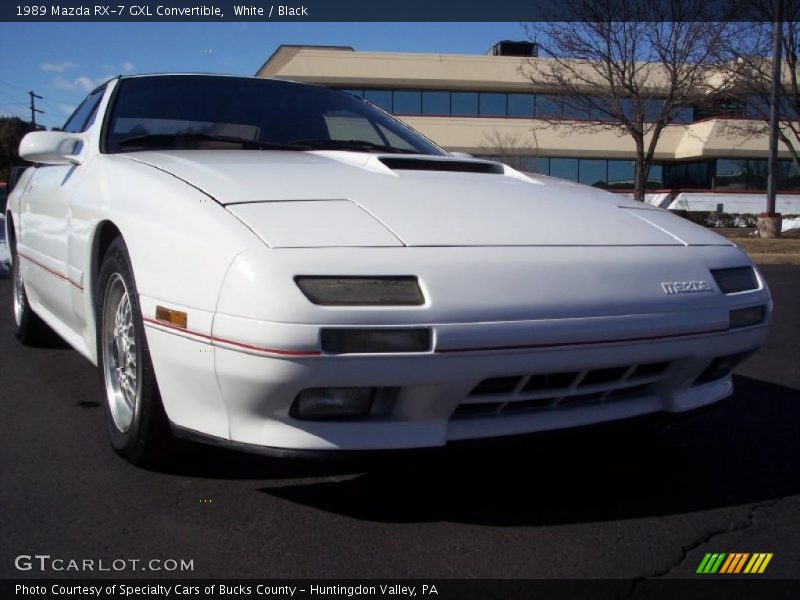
0,116,36,181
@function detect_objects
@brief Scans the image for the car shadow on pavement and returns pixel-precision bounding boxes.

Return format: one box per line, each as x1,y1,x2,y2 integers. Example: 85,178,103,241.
157,442,385,480
254,375,800,525
22,325,72,349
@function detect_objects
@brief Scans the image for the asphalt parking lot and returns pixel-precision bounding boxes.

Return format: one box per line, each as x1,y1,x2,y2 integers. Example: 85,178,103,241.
0,266,798,582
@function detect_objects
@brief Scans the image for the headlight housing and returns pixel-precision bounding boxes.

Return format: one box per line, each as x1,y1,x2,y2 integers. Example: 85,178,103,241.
295,276,424,306
729,305,766,329
711,267,758,294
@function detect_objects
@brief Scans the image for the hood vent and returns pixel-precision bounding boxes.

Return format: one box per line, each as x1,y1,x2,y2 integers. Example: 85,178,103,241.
379,157,504,174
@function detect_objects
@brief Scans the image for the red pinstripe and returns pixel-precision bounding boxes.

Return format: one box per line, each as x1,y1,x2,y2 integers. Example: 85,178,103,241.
142,317,320,357
17,252,83,291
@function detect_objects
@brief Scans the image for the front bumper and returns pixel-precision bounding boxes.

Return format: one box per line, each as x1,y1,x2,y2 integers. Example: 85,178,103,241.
140,244,771,452
144,318,767,451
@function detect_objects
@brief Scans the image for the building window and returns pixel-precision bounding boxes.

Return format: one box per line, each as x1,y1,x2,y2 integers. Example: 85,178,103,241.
536,95,562,118
747,159,768,190
451,92,479,116
422,91,450,116
550,157,579,180
715,158,749,191
642,99,663,122
745,95,798,120
780,98,799,120
672,106,694,124
579,159,607,186
663,161,713,189
393,90,422,115
364,90,392,113
607,160,636,189
562,97,593,120
647,164,664,189
778,160,800,190
524,156,550,174
479,93,507,117
508,94,535,118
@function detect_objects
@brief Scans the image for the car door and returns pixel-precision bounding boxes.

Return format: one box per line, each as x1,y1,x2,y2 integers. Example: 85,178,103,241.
18,89,104,333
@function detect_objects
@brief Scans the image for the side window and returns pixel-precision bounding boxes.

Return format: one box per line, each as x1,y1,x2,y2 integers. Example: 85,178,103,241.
62,89,105,133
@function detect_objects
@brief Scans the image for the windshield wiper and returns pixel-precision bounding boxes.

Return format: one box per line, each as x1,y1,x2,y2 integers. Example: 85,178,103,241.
116,133,306,151
287,138,420,154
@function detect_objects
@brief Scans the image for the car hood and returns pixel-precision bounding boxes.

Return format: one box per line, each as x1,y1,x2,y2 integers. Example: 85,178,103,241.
121,150,730,248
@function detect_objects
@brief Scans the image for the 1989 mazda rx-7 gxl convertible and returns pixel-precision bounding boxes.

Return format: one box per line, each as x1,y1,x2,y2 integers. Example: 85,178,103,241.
6,74,771,466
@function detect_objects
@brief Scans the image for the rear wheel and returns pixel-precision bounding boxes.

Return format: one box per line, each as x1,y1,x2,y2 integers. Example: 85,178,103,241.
11,239,49,345
97,237,173,467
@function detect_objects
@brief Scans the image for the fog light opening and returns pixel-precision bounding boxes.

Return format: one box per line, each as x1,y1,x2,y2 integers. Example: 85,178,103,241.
290,387,376,420
694,351,755,385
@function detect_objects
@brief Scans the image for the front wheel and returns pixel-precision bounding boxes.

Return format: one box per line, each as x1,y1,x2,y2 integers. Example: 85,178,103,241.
11,244,49,345
97,237,173,467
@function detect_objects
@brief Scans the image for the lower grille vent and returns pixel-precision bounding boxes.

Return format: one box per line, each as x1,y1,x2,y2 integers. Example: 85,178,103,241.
453,360,673,419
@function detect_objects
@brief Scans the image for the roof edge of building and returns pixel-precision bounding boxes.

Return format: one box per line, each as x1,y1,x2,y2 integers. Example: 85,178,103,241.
255,44,355,77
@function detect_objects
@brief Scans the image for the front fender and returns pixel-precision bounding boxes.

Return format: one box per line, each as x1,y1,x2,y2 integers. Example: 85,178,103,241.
69,154,266,349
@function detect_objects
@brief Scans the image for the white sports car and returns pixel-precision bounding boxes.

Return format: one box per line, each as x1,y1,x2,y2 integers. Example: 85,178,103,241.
6,74,771,466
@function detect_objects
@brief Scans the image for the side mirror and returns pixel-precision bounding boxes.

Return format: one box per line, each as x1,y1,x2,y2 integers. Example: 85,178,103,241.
19,131,86,165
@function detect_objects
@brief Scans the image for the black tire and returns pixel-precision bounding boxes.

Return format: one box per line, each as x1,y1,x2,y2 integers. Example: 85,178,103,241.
96,236,174,467
10,236,50,345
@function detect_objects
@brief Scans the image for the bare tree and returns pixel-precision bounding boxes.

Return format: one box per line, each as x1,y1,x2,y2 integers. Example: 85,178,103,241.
521,0,736,200
481,129,542,172
711,4,800,172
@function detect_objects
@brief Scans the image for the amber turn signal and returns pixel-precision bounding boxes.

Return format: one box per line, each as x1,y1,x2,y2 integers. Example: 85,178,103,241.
155,306,188,329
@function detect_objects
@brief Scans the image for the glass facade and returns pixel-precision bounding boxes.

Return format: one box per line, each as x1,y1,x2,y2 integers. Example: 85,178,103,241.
715,158,800,191
340,88,695,122
745,95,798,120
479,156,661,189
337,88,799,192
339,87,800,124
477,155,799,192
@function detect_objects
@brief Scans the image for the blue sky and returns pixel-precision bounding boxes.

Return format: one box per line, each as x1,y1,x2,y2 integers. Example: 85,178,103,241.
0,22,526,128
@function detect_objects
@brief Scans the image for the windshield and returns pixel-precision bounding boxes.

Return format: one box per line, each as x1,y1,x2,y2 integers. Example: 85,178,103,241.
104,75,446,155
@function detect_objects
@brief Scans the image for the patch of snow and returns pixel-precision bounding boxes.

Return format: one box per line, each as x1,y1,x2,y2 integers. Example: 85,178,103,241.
666,193,800,214
644,193,672,208
783,216,800,232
